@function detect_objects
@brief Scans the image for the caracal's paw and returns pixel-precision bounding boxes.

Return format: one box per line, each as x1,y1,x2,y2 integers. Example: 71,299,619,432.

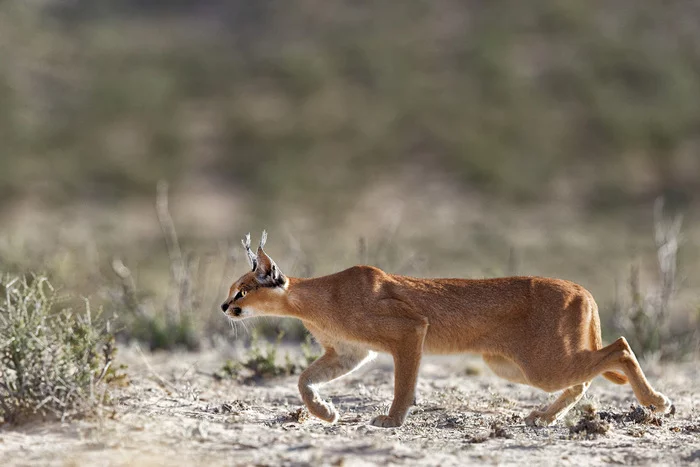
648,392,673,414
370,415,403,428
308,401,339,424
525,410,556,427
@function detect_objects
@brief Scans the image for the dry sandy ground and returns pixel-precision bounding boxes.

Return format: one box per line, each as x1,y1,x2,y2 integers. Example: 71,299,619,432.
1,347,698,466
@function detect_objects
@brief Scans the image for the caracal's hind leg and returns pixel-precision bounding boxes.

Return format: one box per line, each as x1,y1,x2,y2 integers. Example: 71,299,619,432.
534,337,671,415
525,382,590,426
298,343,373,423
581,337,671,412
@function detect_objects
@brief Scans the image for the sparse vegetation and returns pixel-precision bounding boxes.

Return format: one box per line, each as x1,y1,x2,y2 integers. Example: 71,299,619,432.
611,200,698,359
109,182,224,350
237,329,292,380
215,330,320,383
0,274,117,424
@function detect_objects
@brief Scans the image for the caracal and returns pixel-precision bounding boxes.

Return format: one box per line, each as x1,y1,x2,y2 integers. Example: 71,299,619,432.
221,232,672,427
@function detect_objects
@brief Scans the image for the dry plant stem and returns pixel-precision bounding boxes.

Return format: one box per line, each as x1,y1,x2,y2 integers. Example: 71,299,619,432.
111,258,151,319
613,198,688,358
135,344,179,394
207,241,236,324
156,180,185,322
110,183,210,349
653,198,681,327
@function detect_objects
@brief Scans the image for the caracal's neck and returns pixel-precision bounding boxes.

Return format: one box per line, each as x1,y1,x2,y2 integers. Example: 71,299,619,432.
280,276,332,320
285,275,325,302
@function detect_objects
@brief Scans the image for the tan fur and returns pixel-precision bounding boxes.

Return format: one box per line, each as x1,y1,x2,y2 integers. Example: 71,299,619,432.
222,237,671,428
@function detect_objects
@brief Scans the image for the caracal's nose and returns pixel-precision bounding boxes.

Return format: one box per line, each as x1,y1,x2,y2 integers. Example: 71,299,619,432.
221,301,230,312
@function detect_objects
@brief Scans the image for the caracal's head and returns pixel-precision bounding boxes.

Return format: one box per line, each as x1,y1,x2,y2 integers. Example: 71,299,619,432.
221,231,289,320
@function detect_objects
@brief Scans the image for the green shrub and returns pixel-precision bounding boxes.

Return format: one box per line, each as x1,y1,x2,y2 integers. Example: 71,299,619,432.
0,274,116,424
215,330,321,383
128,315,200,352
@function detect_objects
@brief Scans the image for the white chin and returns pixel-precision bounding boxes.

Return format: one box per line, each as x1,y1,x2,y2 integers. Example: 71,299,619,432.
240,308,258,318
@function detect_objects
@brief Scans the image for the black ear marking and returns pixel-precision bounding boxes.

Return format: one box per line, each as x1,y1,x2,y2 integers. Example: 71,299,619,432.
275,273,287,287
256,266,287,288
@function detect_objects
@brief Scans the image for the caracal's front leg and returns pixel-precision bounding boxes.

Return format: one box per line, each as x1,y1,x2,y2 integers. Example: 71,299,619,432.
371,318,428,428
298,343,372,423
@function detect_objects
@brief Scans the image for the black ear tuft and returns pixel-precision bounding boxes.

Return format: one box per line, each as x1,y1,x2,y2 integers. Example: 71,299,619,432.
256,262,286,288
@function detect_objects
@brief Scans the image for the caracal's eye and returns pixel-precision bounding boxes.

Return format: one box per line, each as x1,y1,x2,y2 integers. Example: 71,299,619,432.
234,290,246,301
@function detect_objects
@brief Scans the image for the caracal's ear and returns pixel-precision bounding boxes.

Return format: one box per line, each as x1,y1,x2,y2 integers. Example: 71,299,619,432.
255,230,285,284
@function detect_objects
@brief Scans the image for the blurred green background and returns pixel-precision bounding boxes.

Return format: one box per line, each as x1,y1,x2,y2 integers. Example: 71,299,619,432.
0,1,698,354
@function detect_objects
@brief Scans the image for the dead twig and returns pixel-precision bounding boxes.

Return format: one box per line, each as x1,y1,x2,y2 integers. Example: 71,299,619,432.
135,344,178,395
